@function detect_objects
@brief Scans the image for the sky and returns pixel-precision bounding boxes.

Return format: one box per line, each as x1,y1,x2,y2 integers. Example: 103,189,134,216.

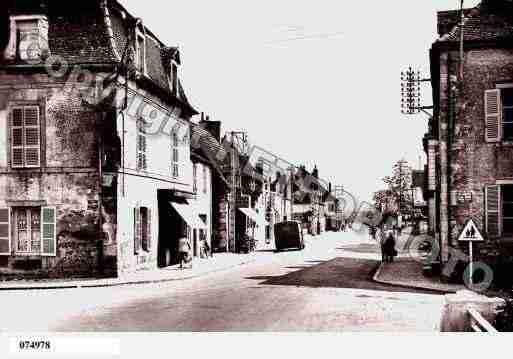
120,0,481,203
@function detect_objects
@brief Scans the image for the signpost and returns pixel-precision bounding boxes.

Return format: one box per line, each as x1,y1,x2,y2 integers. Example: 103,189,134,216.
457,219,484,286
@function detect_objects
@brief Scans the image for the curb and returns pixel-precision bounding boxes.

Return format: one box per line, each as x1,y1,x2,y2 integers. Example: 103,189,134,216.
372,261,456,294
0,257,257,291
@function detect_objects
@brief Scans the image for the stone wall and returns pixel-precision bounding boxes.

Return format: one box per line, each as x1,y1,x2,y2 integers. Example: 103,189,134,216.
0,72,104,278
449,48,513,261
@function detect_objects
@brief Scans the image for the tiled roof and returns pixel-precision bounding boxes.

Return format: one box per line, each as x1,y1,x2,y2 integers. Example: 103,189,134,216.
105,1,198,115
1,1,118,64
191,124,228,164
190,123,230,187
438,3,513,42
2,0,198,116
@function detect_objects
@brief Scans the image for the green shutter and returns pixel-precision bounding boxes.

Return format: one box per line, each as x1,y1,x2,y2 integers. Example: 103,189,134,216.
0,208,11,255
41,207,56,256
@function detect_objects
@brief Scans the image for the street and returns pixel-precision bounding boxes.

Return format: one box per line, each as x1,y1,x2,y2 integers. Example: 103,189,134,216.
0,231,444,332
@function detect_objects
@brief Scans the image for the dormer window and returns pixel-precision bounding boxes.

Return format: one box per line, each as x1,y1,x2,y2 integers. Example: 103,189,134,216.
135,31,146,74
4,15,49,63
18,20,40,61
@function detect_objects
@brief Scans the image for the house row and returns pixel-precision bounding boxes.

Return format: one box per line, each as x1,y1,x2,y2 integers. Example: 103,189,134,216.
0,0,342,279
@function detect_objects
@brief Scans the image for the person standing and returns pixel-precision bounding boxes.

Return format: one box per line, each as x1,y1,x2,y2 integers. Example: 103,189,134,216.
178,236,192,269
383,231,397,263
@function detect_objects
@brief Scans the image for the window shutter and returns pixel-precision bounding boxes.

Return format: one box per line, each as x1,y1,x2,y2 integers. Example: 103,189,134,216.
24,107,40,167
10,106,40,168
485,89,501,142
11,108,24,168
486,185,501,238
147,208,152,250
0,208,11,255
41,207,56,256
134,207,141,254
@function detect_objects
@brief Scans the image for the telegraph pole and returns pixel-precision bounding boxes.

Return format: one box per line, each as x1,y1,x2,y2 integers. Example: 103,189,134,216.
399,162,403,216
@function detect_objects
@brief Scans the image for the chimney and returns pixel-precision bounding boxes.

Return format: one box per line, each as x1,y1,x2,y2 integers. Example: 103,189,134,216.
199,114,221,142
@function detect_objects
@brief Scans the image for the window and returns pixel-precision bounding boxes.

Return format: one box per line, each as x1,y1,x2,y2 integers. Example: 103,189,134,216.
486,184,513,237
193,163,198,193
485,87,513,142
134,207,151,254
203,166,207,194
502,89,513,140
136,33,146,73
14,207,40,254
4,16,49,62
9,207,56,256
17,19,41,61
136,118,147,171
10,106,41,168
503,185,513,235
172,132,179,178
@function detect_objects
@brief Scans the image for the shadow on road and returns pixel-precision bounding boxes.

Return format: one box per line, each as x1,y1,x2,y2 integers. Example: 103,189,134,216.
245,257,442,295
336,243,381,254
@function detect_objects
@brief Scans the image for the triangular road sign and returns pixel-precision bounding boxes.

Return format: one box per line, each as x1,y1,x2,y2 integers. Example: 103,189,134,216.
457,219,484,242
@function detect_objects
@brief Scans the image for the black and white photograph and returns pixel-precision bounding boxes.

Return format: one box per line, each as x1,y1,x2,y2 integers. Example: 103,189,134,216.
0,0,512,357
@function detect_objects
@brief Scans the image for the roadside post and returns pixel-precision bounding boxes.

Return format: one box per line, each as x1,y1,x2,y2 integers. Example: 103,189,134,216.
457,219,484,287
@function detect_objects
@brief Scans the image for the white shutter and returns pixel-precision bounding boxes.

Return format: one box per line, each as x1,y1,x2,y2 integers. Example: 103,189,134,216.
485,89,501,142
0,208,11,255
486,185,501,238
41,207,56,256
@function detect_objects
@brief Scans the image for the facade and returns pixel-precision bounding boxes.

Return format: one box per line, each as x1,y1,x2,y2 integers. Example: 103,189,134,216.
426,0,513,272
0,0,199,278
190,116,230,256
219,137,267,253
291,165,328,235
259,172,292,247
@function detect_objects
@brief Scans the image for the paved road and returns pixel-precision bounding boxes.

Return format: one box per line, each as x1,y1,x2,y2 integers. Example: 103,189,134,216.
0,231,444,332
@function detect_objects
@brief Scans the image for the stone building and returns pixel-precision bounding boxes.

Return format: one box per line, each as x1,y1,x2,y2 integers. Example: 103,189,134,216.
425,0,513,274
0,0,199,278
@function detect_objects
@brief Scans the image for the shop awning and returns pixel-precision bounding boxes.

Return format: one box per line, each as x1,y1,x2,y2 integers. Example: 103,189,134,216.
170,202,207,229
239,208,269,226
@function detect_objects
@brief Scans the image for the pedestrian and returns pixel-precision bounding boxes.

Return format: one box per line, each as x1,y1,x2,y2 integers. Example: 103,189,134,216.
370,226,377,240
383,231,397,263
178,236,192,269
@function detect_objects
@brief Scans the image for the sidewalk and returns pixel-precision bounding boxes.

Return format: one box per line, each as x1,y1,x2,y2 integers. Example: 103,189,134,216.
373,227,465,293
0,253,257,291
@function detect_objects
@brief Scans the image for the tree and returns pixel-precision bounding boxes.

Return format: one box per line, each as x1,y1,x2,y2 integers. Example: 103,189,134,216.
374,159,413,215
